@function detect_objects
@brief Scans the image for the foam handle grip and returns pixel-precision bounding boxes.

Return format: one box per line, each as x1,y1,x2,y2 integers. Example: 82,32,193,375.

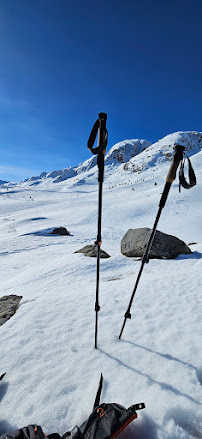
166,160,181,183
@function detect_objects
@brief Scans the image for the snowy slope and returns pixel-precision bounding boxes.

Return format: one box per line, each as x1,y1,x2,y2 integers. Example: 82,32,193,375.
0,134,202,439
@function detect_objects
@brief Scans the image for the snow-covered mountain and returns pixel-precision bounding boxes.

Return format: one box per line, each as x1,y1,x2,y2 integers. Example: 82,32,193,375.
125,131,202,174
20,139,152,185
19,131,202,186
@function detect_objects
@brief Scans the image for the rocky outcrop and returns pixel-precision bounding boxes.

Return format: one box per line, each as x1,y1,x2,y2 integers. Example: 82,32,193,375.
0,295,22,326
121,228,192,259
75,244,110,258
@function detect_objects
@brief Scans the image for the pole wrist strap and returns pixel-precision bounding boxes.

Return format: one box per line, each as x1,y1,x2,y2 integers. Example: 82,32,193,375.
179,153,197,191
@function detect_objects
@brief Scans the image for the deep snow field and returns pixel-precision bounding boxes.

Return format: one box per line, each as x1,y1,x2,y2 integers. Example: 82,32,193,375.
0,142,202,439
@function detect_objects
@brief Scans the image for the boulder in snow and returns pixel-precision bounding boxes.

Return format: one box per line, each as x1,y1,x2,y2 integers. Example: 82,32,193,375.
121,227,192,259
51,227,70,236
75,244,110,258
0,295,22,326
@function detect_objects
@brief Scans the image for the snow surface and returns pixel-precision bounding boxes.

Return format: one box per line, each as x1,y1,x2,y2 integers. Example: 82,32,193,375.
0,133,202,439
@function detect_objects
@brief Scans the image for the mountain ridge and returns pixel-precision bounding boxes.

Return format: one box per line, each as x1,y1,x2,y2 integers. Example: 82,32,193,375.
5,131,202,186
124,131,202,174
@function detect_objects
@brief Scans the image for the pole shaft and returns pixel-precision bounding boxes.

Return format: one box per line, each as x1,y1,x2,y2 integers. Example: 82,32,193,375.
119,186,171,340
95,290,99,349
119,206,163,340
119,144,185,340
87,113,107,349
94,126,106,349
95,179,103,349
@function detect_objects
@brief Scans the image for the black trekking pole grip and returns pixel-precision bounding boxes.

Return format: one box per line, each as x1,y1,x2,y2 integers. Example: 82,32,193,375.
98,113,107,154
87,113,108,155
166,144,185,183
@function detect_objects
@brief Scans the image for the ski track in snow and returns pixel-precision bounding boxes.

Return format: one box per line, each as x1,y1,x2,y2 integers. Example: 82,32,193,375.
0,141,202,439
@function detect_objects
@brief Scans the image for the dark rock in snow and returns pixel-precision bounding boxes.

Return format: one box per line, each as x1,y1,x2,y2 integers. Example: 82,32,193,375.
0,295,22,326
121,227,192,259
51,227,70,235
75,244,110,258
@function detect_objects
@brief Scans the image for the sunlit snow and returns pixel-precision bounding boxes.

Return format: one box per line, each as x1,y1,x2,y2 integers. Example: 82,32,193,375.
0,132,202,439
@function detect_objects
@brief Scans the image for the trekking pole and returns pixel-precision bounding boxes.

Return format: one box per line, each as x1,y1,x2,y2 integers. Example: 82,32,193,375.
119,143,196,340
87,113,108,349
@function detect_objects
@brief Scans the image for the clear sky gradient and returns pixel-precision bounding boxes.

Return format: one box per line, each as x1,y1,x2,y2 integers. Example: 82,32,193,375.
0,0,202,182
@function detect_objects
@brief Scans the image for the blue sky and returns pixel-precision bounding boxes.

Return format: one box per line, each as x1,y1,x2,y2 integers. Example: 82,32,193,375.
0,0,202,182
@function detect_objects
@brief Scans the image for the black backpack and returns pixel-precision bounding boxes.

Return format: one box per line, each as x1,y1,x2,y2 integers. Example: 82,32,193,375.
64,374,145,439
0,375,145,439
